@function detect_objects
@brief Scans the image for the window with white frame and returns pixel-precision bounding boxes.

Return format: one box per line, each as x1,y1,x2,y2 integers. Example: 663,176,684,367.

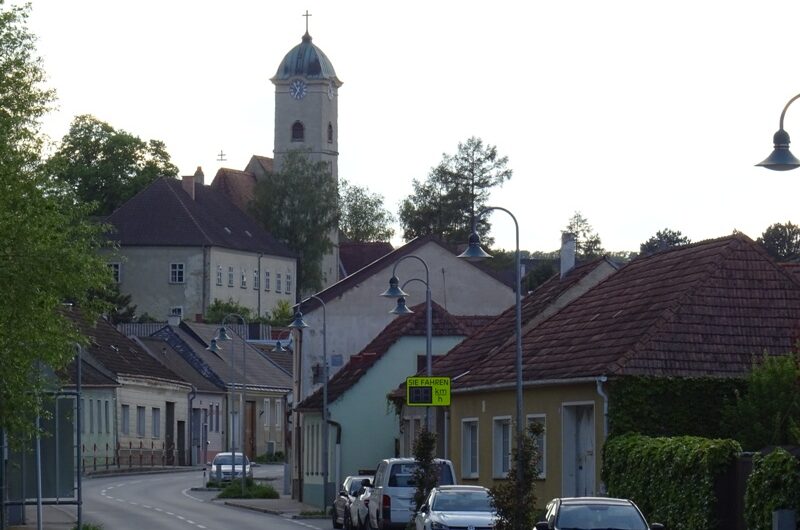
527,414,547,478
136,406,146,437
105,401,110,434
461,418,479,478
493,416,512,478
264,271,271,291
276,273,282,293
152,408,161,438
170,263,185,284
80,399,85,433
216,266,223,286
254,270,260,290
121,404,129,435
240,268,247,288
89,399,94,433
96,400,102,433
264,398,271,428
276,400,282,430
286,273,292,294
108,262,121,283
169,306,183,319
215,404,220,432
228,266,234,287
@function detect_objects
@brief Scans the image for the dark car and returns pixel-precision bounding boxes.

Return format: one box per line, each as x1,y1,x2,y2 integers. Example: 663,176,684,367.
333,475,373,529
535,497,664,530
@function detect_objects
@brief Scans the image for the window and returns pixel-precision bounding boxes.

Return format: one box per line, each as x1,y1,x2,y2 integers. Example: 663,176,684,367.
527,414,547,478
108,263,121,283
96,400,102,433
276,273,282,293
105,401,110,434
216,266,223,286
136,406,146,437
170,263,185,283
121,404,130,435
152,408,161,439
327,122,333,144
276,400,282,430
228,266,234,287
493,417,512,478
240,268,247,288
215,404,220,432
169,306,183,319
461,419,479,478
286,274,292,294
264,271,271,291
291,121,305,142
264,398,271,428
80,399,85,433
89,399,94,434
253,270,260,290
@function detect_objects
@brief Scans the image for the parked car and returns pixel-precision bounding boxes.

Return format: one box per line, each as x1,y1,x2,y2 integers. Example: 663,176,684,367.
349,481,373,530
333,475,373,529
414,485,495,530
535,497,664,530
367,457,456,530
208,452,253,482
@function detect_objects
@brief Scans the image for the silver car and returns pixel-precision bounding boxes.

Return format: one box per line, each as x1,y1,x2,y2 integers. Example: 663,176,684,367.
414,485,495,530
535,497,664,530
208,452,253,482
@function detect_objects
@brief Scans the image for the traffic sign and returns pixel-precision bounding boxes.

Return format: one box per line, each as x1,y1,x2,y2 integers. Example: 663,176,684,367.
406,376,451,406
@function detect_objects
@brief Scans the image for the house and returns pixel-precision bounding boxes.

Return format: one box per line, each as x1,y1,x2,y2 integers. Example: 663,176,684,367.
446,234,800,505
64,309,194,466
104,173,296,322
295,302,492,509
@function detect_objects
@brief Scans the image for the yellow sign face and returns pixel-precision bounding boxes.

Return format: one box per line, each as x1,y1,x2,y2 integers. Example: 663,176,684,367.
406,377,451,406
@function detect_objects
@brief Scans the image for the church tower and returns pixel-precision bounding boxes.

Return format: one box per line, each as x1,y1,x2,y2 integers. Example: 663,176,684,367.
272,24,342,290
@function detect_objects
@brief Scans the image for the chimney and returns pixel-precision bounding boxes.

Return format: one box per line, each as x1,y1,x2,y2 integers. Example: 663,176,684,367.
181,174,195,200
560,232,576,278
167,314,181,326
194,166,205,186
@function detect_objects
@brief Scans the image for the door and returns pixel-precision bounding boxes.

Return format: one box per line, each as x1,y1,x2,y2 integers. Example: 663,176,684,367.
191,408,202,465
177,420,186,466
562,403,595,497
165,402,175,465
245,400,256,459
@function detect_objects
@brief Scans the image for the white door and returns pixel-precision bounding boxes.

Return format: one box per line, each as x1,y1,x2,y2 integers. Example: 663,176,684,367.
562,404,595,497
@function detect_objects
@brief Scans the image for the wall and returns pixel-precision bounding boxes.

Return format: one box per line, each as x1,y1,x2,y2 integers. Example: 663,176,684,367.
78,388,117,470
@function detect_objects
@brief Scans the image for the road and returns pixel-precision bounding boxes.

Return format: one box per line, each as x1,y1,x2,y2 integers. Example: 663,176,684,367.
74,471,332,530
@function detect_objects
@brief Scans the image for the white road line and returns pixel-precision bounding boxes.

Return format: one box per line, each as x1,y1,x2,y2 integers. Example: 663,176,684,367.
166,511,174,516
181,488,206,503
176,515,185,520
289,520,324,530
186,520,195,525
143,505,152,509
197,525,206,529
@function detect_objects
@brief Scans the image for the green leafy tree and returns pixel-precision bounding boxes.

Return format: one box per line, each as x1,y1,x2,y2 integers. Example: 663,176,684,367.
757,221,800,261
399,137,512,244
94,283,137,325
45,114,178,216
0,2,112,441
266,299,294,327
524,261,557,292
640,228,691,255
411,429,439,518
489,422,544,530
564,211,605,259
339,179,395,242
205,298,255,324
250,149,338,292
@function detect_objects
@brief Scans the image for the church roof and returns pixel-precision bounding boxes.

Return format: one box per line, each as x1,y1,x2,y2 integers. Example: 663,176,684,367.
273,33,339,82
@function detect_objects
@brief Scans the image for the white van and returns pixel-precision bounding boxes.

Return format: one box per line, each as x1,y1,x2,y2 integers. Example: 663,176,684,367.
367,457,456,530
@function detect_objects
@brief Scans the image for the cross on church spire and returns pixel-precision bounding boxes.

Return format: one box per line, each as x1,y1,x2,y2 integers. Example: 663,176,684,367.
302,10,312,34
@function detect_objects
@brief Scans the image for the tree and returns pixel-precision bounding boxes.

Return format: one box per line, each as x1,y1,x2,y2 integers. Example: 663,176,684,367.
640,228,691,255
0,2,112,441
411,429,439,517
250,149,338,292
399,137,512,244
757,222,800,261
205,298,255,324
489,422,544,530
45,114,178,216
339,179,395,242
564,211,605,259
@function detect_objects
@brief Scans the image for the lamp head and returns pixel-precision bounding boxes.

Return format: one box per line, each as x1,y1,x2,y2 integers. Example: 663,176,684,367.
206,338,221,354
288,311,309,329
215,326,232,342
380,275,409,298
757,128,800,171
273,341,289,353
458,231,493,261
389,296,414,315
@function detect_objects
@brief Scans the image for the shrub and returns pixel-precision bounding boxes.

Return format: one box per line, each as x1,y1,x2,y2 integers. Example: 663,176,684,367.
603,433,740,530
254,451,285,464
411,428,438,518
216,478,279,499
744,448,800,530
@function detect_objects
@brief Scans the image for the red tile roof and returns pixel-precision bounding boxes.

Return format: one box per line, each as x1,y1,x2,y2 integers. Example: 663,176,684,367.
455,234,800,392
210,168,257,212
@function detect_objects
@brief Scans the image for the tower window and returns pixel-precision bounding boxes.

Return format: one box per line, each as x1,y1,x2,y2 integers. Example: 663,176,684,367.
327,123,333,144
291,121,305,142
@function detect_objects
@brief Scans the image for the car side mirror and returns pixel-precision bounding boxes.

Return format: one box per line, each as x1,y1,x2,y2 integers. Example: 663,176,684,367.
534,522,550,530
340,490,348,496
650,524,665,530
420,504,428,513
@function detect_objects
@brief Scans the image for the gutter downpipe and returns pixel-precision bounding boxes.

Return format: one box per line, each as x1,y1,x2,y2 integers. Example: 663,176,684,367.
188,385,197,466
595,375,609,494
257,253,263,318
329,420,342,495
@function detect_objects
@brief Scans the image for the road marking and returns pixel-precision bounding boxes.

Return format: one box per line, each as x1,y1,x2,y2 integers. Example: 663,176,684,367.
143,505,152,509
181,488,206,503
289,520,324,530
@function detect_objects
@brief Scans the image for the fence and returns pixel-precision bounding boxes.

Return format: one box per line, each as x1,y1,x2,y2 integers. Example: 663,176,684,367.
80,441,180,473
116,322,274,340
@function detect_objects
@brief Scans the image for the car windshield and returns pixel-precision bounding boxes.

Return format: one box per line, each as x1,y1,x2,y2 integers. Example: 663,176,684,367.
213,454,249,466
388,463,454,487
556,503,647,530
432,491,492,512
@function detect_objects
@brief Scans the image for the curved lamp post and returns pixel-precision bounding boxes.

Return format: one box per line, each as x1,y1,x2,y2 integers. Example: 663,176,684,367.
208,313,248,495
288,295,330,506
757,93,800,171
458,207,524,498
381,255,433,431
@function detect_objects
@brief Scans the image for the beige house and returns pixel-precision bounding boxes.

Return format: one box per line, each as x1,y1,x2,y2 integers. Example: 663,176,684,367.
105,173,296,322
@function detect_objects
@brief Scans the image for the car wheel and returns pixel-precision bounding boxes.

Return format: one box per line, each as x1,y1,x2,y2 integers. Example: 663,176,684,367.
332,506,343,529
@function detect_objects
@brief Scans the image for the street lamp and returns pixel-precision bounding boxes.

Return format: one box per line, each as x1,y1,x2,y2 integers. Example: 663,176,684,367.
208,313,248,495
380,255,433,431
288,296,331,507
458,207,524,492
757,92,800,171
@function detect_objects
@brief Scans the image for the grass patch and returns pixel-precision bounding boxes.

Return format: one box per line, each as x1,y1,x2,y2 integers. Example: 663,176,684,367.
299,510,327,517
72,524,103,530
216,478,280,499
254,451,285,464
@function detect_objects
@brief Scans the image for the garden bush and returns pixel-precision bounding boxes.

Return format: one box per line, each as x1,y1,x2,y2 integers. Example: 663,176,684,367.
744,448,800,530
216,478,279,499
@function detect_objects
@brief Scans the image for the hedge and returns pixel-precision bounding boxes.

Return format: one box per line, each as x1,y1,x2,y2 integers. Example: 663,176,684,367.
744,448,800,530
603,433,741,530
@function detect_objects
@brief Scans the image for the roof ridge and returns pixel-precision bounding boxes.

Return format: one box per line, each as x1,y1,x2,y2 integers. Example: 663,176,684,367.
163,178,215,245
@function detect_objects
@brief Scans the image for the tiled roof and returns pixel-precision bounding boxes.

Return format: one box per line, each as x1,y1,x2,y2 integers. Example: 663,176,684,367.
210,168,257,212
64,309,186,383
252,344,294,376
455,234,800,391
62,355,119,388
297,302,476,410
339,241,394,276
136,336,224,393
106,177,294,258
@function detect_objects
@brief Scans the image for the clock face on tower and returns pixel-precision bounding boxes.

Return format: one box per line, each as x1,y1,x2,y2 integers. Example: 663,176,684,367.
289,79,307,100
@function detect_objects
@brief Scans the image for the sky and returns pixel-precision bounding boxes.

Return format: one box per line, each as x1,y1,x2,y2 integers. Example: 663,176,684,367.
22,0,800,253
